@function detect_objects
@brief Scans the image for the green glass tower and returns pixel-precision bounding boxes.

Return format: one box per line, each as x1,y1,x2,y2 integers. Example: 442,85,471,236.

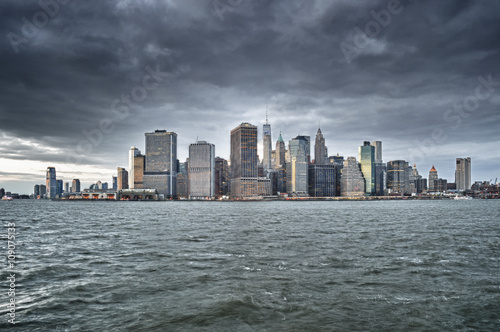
358,141,375,195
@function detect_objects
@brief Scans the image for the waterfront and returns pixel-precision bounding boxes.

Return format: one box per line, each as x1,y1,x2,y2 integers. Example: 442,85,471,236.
1,200,499,331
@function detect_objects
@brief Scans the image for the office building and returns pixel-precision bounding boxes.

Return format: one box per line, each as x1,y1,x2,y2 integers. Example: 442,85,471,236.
455,157,471,191
387,160,409,194
56,179,63,197
112,176,117,190
230,123,259,198
428,165,438,191
129,147,145,189
370,141,385,196
188,141,215,199
287,136,310,196
177,159,189,198
117,167,129,191
329,154,344,196
371,141,382,164
340,157,365,197
215,157,230,197
314,128,328,165
275,132,286,168
359,141,375,195
262,113,272,173
434,178,448,192
65,182,69,193
143,130,178,198
71,179,80,193
46,167,57,199
309,164,336,197
408,163,425,193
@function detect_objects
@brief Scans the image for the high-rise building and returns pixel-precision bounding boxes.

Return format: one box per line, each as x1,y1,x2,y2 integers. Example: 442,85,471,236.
287,136,310,196
359,141,375,195
387,160,409,194
143,130,178,198
428,165,438,191
112,176,117,190
309,164,336,197
262,112,272,174
314,128,328,165
129,147,145,189
230,123,259,198
371,141,382,164
409,163,425,193
434,178,448,192
215,157,230,197
64,182,69,193
275,132,286,168
340,157,365,197
0,188,4,199
117,167,129,191
188,141,215,199
56,179,63,197
329,154,344,196
71,179,81,193
455,157,471,191
176,159,189,198
34,185,40,197
46,167,57,199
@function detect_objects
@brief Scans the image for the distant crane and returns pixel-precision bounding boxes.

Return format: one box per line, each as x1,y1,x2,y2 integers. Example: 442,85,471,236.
495,178,498,185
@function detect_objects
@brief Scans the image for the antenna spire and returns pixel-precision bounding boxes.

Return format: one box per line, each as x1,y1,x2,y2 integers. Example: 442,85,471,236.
265,105,269,124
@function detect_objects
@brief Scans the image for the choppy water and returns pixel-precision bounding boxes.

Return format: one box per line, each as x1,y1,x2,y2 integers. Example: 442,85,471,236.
1,200,499,331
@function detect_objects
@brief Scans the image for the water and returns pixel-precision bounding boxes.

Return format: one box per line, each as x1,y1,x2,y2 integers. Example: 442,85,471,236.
1,200,499,331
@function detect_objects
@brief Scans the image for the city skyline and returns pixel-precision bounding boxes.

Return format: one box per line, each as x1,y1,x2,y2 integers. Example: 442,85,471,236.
1,1,499,194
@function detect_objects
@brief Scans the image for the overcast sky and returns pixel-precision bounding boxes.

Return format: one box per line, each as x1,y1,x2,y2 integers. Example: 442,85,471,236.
1,0,499,194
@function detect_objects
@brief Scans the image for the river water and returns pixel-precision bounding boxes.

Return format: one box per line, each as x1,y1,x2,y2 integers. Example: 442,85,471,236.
1,200,499,331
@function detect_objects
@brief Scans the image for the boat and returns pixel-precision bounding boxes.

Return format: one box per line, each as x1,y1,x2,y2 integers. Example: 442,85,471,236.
453,195,472,200
1,196,13,201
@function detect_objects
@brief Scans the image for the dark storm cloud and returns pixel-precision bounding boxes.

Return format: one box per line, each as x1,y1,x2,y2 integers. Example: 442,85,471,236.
0,0,499,188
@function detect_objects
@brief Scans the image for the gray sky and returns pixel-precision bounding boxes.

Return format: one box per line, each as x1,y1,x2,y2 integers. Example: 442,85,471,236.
1,0,499,194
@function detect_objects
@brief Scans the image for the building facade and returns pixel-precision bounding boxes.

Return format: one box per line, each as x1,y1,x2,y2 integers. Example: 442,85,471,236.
143,130,178,198
428,165,438,191
455,157,471,191
262,114,272,174
340,157,365,197
230,123,258,198
71,179,81,193
309,164,336,197
215,157,230,197
359,141,375,195
287,136,310,196
387,160,409,194
188,141,215,199
275,132,286,168
46,167,57,199
314,128,328,165
117,167,129,191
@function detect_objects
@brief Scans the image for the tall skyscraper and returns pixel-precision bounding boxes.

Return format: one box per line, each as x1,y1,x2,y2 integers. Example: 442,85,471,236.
309,164,336,197
287,136,310,196
275,132,286,168
314,128,328,165
455,157,471,191
117,167,129,191
262,112,272,173
215,157,230,197
230,122,258,198
64,182,69,193
46,167,56,198
387,160,409,194
409,163,425,193
428,165,438,191
371,141,382,164
188,141,215,199
329,154,344,196
340,157,365,197
71,179,80,193
128,147,145,189
56,179,63,197
112,176,117,190
176,159,189,198
143,130,178,198
359,141,375,195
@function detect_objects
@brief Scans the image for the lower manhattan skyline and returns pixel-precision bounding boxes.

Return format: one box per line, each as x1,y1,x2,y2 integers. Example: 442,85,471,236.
1,0,500,194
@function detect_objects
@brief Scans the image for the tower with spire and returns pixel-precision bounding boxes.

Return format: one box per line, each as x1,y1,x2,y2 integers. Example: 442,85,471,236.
275,131,286,168
428,165,438,191
262,108,272,174
314,127,328,165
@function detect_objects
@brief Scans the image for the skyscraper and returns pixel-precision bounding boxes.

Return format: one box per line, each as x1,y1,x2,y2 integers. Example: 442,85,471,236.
46,167,56,199
428,165,438,191
409,163,425,193
340,157,365,197
215,157,230,197
143,130,178,198
359,141,375,195
71,179,81,193
56,179,63,197
275,132,286,168
65,182,69,193
129,147,145,189
371,141,385,196
188,141,215,199
287,136,310,196
230,122,258,198
262,112,272,173
387,160,409,194
371,141,382,164
314,128,328,165
309,164,336,197
455,157,471,191
117,167,129,191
